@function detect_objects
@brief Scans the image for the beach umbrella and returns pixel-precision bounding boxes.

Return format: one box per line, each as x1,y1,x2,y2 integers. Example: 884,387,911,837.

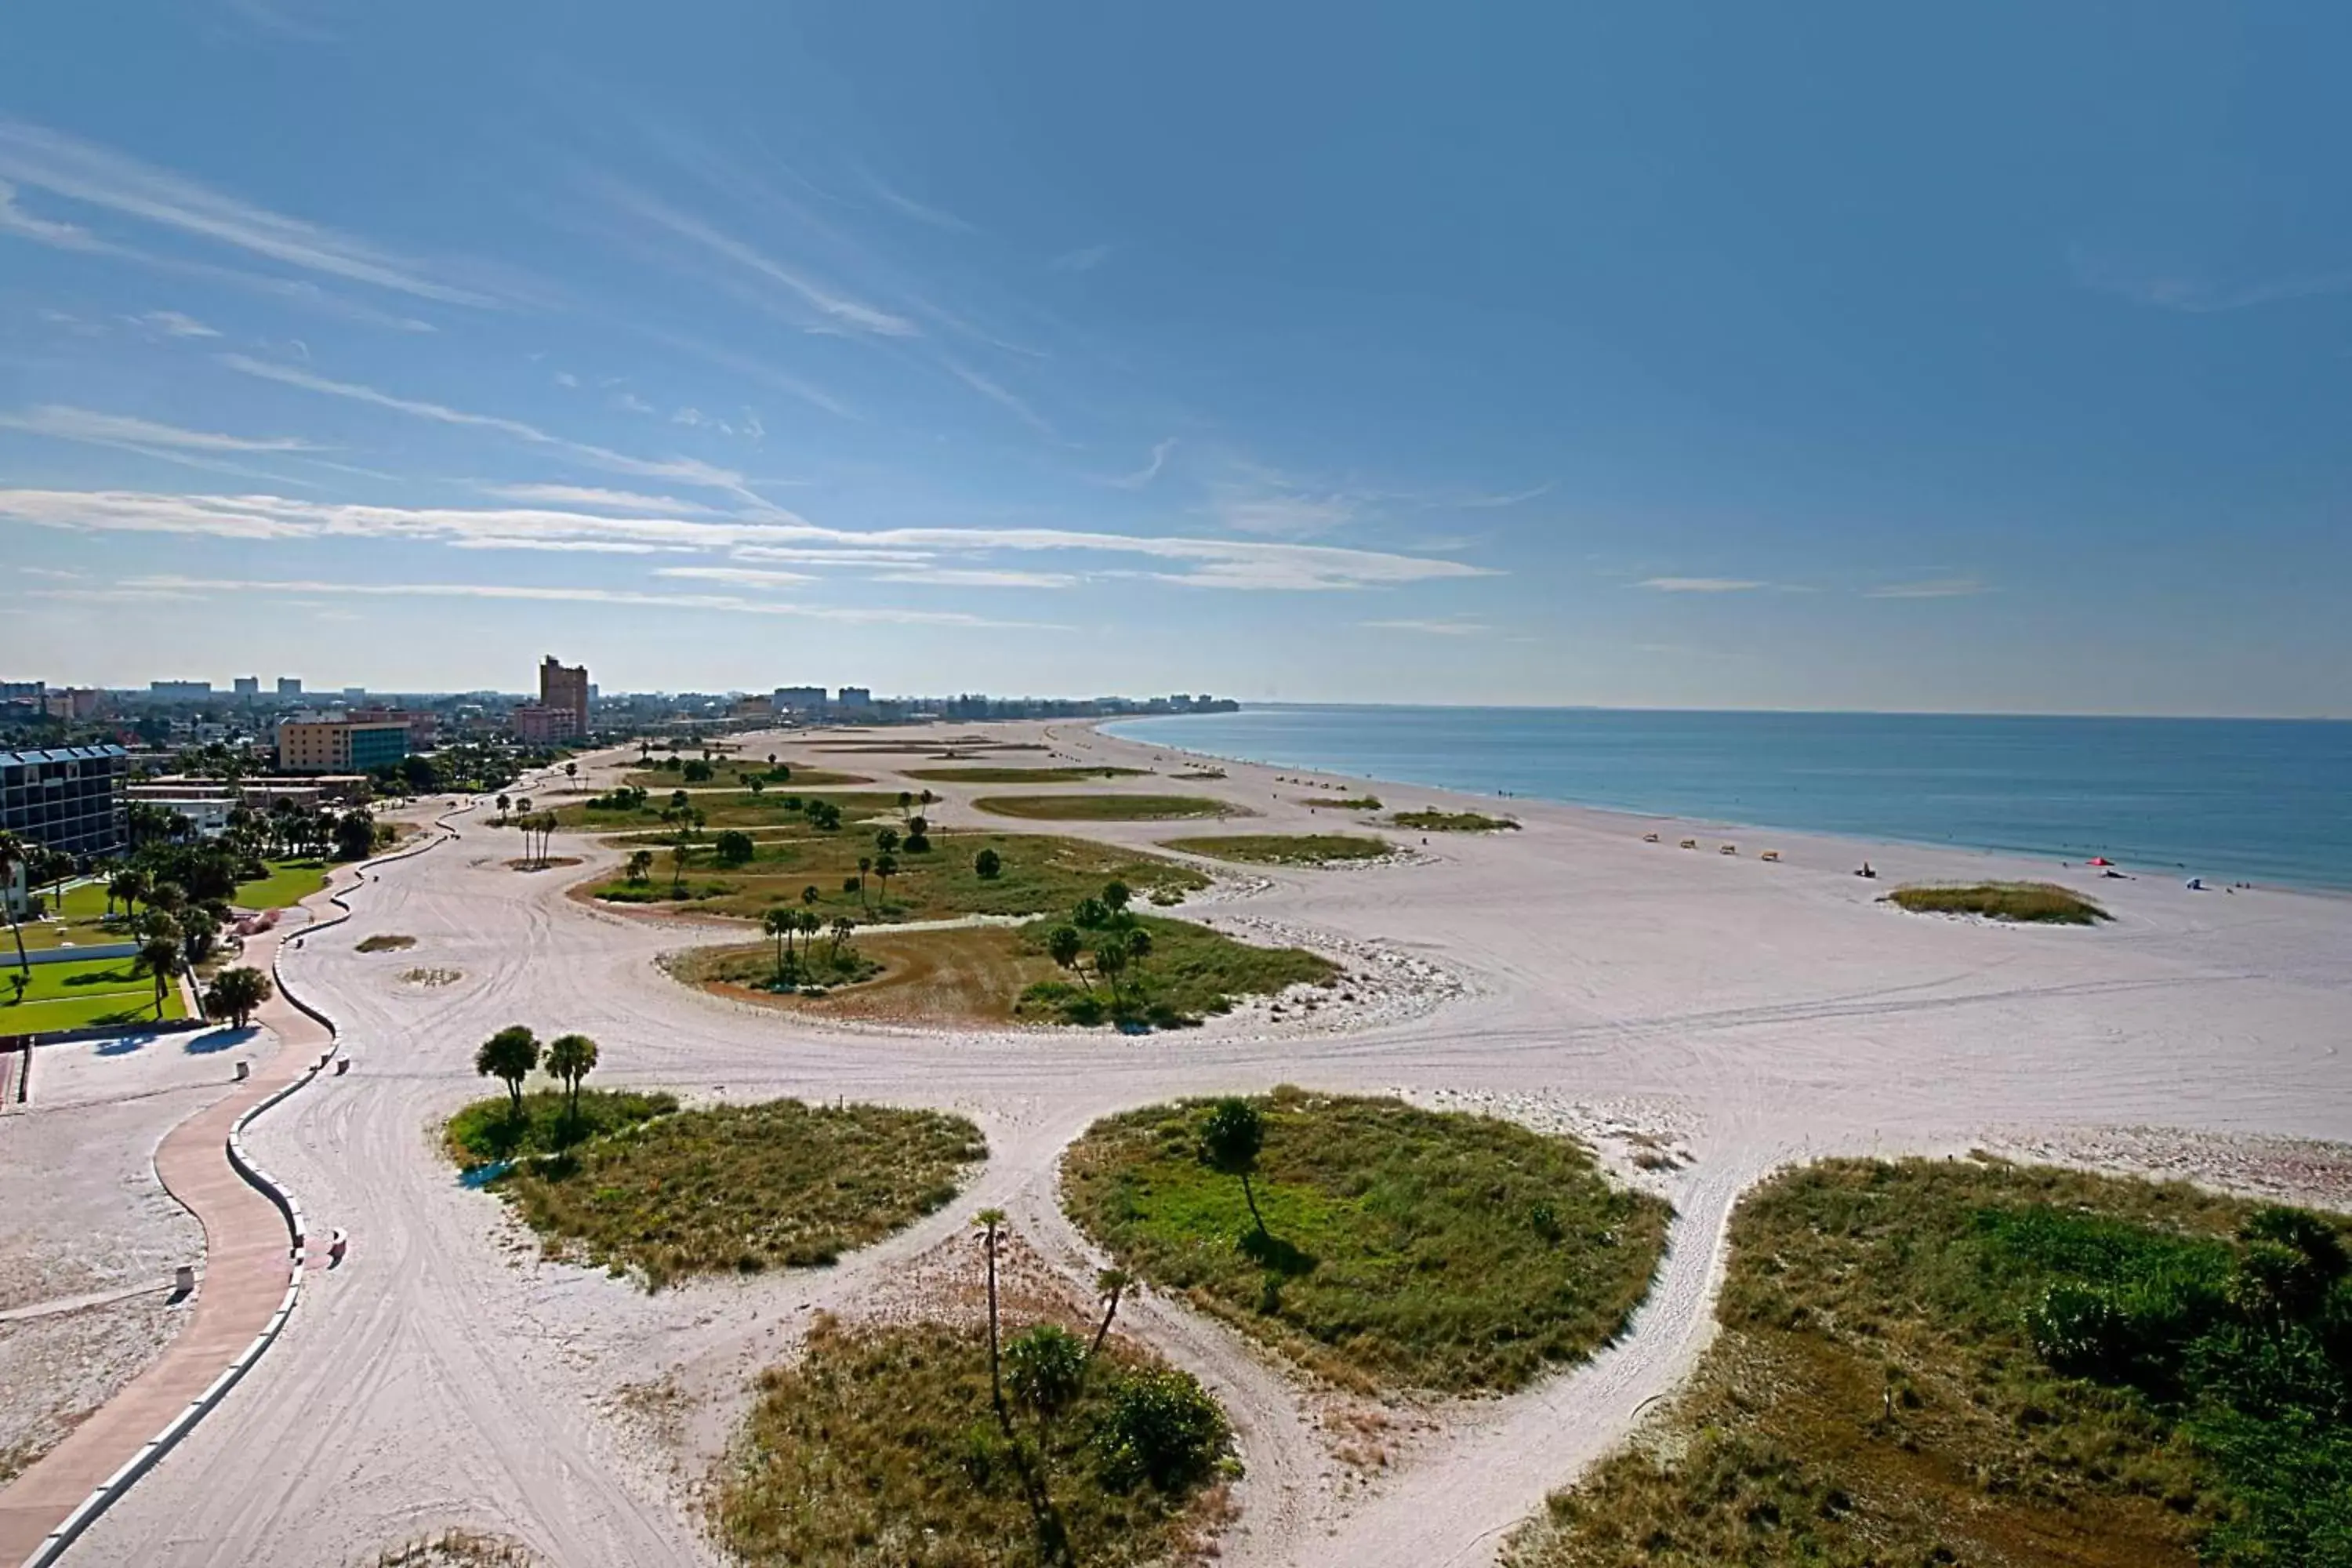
2086,857,2114,867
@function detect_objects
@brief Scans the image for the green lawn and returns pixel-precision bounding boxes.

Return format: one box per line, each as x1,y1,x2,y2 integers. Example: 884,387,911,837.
1160,834,1395,866
589,830,1208,924
236,858,331,910
973,794,1240,822
13,880,125,951
2,954,186,1032
1063,1090,1671,1392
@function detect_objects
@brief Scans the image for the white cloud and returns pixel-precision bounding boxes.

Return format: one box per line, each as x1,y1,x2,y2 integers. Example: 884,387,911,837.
479,484,714,515
37,574,1046,627
1212,486,1356,538
1051,244,1113,273
1866,575,1991,599
443,537,682,554
0,405,319,452
552,370,579,388
655,564,818,587
860,169,975,234
596,178,918,338
0,118,495,305
733,543,936,565
1636,576,1770,593
1361,618,1488,636
1109,437,1177,490
945,359,1054,438
0,178,100,249
0,488,1497,590
873,567,1080,589
133,309,220,337
220,354,758,499
2071,245,2352,314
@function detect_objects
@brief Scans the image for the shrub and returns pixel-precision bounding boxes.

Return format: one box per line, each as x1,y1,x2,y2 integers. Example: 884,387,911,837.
1094,1364,1232,1493
973,847,1003,879
714,829,756,867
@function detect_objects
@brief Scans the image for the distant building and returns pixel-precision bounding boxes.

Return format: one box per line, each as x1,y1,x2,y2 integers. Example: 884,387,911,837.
0,681,42,701
773,685,827,715
343,686,367,702
539,655,590,734
277,677,303,698
347,706,438,751
233,676,260,697
730,695,775,719
1,744,129,862
509,704,579,745
277,717,409,774
150,680,212,701
835,686,873,710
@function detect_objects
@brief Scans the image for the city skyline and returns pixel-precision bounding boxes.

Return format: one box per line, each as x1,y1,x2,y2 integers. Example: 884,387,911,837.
3,5,2350,717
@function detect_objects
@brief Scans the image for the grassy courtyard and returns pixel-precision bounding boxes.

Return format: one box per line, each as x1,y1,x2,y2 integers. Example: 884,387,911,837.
1504,1158,2352,1568
1,953,187,1032
1063,1090,1670,1392
235,858,332,910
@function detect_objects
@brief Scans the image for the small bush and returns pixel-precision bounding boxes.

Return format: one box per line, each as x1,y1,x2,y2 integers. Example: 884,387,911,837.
1390,809,1517,832
1886,881,2111,924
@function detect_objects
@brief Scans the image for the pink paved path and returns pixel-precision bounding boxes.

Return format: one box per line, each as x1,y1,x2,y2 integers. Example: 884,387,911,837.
0,877,349,1565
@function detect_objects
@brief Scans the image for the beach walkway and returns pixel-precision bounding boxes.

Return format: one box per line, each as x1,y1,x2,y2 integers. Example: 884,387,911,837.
0,902,332,1565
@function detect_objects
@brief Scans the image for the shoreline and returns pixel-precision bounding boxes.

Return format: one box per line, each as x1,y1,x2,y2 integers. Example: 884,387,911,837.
1094,715,2352,905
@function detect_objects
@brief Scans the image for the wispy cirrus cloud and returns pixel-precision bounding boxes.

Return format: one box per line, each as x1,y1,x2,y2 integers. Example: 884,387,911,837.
220,353,760,499
1866,575,1991,599
945,359,1054,438
1107,437,1176,490
0,118,499,306
1362,617,1489,636
1050,243,1113,273
31,573,1051,627
0,488,1495,591
858,168,975,234
1636,576,1771,593
0,405,319,452
593,177,918,338
2070,245,2352,314
655,564,818,587
872,566,1080,590
478,484,716,515
133,309,220,337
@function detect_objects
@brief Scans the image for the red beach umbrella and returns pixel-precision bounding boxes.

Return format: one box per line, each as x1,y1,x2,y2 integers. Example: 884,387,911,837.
2085,857,2114,867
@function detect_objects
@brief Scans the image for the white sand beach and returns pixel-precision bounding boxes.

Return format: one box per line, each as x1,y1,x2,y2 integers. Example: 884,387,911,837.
42,719,2352,1567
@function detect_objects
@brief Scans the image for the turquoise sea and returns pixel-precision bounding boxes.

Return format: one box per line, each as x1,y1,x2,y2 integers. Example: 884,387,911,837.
1102,707,2352,893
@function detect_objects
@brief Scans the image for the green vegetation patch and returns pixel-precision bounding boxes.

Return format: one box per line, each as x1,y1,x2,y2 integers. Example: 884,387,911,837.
235,858,330,909
1160,833,1394,866
1886,881,2112,925
625,760,869,789
676,931,881,996
1014,913,1337,1029
1389,809,1519,833
475,1099,985,1289
354,933,416,953
974,793,1240,822
1504,1157,2352,1568
554,790,906,832
903,766,1149,784
444,1087,679,1165
1309,795,1383,811
717,1318,1232,1568
1,953,187,1031
1063,1090,1670,1392
590,831,1207,924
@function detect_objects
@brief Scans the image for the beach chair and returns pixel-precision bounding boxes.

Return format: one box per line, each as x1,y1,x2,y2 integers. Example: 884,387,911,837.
1642,832,1660,843
1761,850,1781,862
1720,844,1737,855
1679,838,1697,850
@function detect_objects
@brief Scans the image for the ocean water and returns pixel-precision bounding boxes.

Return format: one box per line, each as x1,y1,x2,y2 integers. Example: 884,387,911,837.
1102,706,2352,893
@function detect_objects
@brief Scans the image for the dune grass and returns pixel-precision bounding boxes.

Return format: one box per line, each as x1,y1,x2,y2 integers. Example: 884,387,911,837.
1307,795,1383,811
1160,833,1394,866
1886,881,2112,924
444,1087,679,1165
469,1098,985,1289
1389,809,1519,833
975,793,1239,822
1062,1090,1670,1393
354,933,416,953
717,1318,1233,1568
590,830,1207,924
1013,913,1337,1029
903,765,1149,783
1504,1157,2352,1568
555,789,907,832
675,925,1057,1025
624,761,869,789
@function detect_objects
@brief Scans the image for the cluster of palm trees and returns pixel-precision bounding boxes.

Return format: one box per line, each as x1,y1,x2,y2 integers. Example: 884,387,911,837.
762,888,857,985
1043,881,1155,1007
473,1024,600,1121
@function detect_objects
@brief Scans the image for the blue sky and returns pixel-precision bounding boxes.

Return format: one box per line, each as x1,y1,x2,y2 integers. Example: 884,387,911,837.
2,2,2347,714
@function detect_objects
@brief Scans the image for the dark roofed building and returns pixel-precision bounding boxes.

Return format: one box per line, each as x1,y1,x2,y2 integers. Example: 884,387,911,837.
1,744,129,859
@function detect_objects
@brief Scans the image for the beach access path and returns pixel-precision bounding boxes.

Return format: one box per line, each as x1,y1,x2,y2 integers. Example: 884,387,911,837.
0,879,350,1564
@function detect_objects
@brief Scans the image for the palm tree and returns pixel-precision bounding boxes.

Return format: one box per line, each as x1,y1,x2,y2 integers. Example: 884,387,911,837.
1201,1098,1269,1239
801,883,820,910
873,852,898,909
1086,1268,1134,1370
474,1025,540,1116
798,909,825,969
669,840,691,895
763,905,797,981
626,849,654,884
543,1033,598,1121
855,856,872,913
1047,924,1087,989
1093,929,1132,1004
201,965,273,1028
897,789,913,821
495,793,511,825
140,936,181,1018
564,761,578,782
975,1208,1009,1422
0,831,30,980
109,867,150,925
829,916,855,961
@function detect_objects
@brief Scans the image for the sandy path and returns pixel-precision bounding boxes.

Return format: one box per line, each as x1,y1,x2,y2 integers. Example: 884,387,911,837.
56,724,2352,1567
